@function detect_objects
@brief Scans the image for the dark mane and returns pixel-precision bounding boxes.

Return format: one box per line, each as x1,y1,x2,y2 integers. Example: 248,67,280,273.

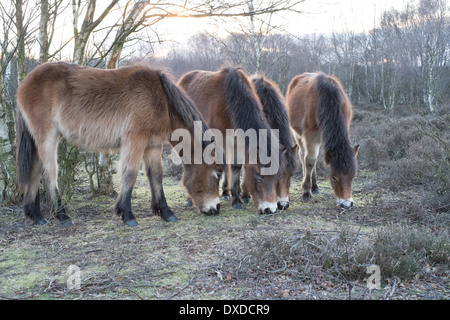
158,70,211,149
252,75,299,175
222,66,271,134
316,72,357,174
222,66,277,162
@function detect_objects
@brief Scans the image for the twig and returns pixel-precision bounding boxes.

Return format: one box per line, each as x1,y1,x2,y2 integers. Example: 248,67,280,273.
386,277,399,299
348,283,352,300
84,249,103,255
166,276,195,299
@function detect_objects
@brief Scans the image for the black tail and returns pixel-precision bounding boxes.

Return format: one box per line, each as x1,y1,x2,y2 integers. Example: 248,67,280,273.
316,72,347,147
316,73,354,170
159,70,211,148
16,108,36,187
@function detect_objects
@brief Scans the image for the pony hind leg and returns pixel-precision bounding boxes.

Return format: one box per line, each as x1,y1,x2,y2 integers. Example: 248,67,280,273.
23,158,46,224
300,137,320,202
39,132,73,226
143,145,178,222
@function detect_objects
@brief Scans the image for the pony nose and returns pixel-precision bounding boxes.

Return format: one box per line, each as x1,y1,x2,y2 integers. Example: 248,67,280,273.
207,203,220,215
258,202,277,215
339,199,354,209
259,207,275,215
277,201,290,210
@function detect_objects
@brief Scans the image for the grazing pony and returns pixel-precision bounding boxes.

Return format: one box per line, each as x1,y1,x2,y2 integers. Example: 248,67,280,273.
286,72,359,208
179,66,287,214
16,62,222,227
250,75,299,210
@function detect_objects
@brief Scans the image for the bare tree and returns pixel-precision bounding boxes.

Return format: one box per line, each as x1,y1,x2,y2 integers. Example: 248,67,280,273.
0,0,39,202
72,0,119,64
0,3,19,203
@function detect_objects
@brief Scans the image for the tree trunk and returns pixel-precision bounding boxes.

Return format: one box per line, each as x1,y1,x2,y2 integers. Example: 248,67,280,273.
39,0,49,63
15,0,26,82
72,0,119,64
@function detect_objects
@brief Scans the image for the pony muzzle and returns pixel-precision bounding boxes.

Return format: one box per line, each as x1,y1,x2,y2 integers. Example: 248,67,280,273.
200,197,221,216
277,197,290,210
337,197,354,209
258,202,277,215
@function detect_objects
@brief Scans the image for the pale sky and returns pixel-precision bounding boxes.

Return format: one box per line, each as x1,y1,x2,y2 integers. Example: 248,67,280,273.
154,0,408,42
38,0,409,60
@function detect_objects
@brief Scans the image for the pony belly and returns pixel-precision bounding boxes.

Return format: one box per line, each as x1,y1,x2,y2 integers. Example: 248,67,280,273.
58,124,122,151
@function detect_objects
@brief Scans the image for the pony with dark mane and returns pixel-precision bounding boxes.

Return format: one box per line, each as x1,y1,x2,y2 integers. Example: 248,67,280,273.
179,66,287,214
16,62,222,227
250,74,299,210
286,72,359,208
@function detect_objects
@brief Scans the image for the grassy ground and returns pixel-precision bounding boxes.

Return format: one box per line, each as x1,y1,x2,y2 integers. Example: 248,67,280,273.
0,104,448,300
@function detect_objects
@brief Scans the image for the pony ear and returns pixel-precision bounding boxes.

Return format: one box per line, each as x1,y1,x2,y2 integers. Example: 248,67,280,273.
325,150,334,164
354,144,360,157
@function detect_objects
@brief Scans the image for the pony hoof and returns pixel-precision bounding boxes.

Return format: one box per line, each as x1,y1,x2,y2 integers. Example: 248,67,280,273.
125,219,138,227
164,215,179,223
36,218,48,225
186,199,193,207
302,193,312,202
61,219,75,227
221,195,230,200
241,197,251,204
232,203,243,210
312,188,320,194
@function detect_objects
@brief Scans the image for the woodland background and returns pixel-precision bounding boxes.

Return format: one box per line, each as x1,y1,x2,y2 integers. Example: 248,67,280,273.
0,0,449,202
0,0,448,300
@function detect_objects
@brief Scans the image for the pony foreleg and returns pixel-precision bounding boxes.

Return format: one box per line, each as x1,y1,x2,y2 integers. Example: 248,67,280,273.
144,146,178,222
230,164,243,209
115,140,145,227
115,170,138,227
240,166,251,203
311,164,320,194
221,164,230,200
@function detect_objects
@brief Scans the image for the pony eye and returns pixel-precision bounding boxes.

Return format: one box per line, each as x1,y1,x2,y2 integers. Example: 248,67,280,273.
214,170,222,180
332,176,337,182
255,174,263,183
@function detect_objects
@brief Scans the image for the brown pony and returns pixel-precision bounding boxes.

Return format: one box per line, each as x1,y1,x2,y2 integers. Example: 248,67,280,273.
286,72,359,209
16,62,222,227
250,74,299,210
179,66,287,214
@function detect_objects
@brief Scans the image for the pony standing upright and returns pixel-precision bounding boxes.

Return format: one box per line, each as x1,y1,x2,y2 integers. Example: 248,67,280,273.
250,75,299,210
179,66,288,214
286,72,359,208
16,62,222,227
